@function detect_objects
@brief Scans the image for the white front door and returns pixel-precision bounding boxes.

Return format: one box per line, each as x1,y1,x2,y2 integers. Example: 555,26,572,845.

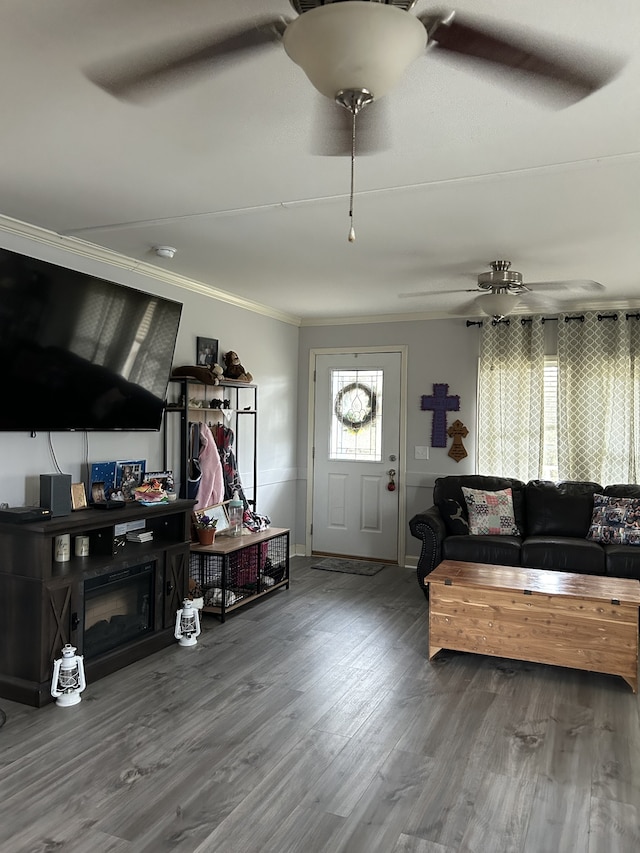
310,350,404,562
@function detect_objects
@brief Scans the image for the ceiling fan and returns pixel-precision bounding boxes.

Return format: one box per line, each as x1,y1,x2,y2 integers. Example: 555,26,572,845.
399,260,606,320
87,1,621,118
85,1,621,240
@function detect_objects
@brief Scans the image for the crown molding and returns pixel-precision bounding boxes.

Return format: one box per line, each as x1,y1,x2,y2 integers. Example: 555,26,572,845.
300,309,457,326
0,214,301,327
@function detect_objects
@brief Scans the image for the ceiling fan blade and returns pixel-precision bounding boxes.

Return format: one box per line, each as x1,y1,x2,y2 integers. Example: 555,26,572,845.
518,291,563,310
311,96,390,156
449,297,490,317
398,288,477,299
419,12,621,104
525,280,605,292
85,16,290,102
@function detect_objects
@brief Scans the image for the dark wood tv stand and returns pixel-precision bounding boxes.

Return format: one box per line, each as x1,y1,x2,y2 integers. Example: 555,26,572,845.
0,499,194,707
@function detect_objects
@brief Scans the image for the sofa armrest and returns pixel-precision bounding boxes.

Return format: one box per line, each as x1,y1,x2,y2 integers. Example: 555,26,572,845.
409,505,447,597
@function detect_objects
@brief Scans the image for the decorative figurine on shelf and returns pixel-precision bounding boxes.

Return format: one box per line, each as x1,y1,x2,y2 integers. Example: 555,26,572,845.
209,398,223,409
223,351,253,383
210,363,224,384
51,644,86,707
174,599,201,647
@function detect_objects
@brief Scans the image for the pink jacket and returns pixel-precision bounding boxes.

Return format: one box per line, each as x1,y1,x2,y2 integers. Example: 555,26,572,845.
194,421,225,510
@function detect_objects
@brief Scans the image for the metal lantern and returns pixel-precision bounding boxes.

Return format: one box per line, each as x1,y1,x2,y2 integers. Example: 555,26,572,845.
51,644,86,707
174,599,201,647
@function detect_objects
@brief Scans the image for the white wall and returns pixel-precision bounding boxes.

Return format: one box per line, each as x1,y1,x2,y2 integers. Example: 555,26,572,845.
0,221,485,560
0,226,300,537
297,318,481,562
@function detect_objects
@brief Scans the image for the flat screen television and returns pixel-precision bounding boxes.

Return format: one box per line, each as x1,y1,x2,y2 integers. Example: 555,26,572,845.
0,246,182,431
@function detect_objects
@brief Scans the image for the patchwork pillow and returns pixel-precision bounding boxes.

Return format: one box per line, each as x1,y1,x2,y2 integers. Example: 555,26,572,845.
461,487,520,536
587,493,640,545
439,498,470,536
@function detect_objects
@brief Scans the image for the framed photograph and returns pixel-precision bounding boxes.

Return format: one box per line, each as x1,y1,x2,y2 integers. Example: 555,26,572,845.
90,461,117,499
143,471,175,492
197,337,219,367
91,481,107,504
115,460,146,501
192,502,230,539
71,482,88,511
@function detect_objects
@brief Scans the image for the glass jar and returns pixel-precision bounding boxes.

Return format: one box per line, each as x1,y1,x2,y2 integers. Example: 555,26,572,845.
228,493,243,536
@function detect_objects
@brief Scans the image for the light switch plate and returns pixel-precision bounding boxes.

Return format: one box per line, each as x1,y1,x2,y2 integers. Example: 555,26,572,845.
415,445,429,460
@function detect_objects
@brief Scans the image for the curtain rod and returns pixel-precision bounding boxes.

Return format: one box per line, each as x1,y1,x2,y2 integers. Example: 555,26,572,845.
467,312,640,329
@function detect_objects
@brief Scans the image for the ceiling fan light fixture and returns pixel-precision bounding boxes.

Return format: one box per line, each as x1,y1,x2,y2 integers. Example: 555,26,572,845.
283,2,426,101
478,290,519,320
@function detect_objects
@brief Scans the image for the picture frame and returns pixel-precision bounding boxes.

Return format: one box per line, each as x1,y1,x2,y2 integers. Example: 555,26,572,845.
90,461,117,499
91,481,107,504
197,337,219,367
143,471,175,492
114,460,146,501
192,501,230,539
71,482,88,511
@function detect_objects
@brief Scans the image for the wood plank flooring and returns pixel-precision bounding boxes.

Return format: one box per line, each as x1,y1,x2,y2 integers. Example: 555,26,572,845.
0,557,639,852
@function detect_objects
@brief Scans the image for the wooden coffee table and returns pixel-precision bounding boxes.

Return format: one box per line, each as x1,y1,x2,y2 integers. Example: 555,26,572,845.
427,560,640,692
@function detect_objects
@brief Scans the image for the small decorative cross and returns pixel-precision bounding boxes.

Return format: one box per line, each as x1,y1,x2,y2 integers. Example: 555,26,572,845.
447,419,469,462
421,383,460,447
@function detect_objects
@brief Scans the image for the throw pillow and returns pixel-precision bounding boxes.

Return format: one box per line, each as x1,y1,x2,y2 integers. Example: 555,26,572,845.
440,498,470,536
587,493,640,545
461,487,520,536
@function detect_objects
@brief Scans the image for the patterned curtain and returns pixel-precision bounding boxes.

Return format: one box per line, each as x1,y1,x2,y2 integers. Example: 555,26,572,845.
477,317,546,479
557,312,640,483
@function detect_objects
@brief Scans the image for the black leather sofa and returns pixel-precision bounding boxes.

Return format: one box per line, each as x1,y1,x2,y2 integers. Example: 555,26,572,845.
409,475,640,597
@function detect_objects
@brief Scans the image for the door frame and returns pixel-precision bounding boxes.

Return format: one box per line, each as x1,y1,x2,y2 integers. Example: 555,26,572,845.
305,345,408,564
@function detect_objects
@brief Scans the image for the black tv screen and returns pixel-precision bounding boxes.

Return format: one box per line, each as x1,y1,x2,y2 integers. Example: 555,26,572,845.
0,246,182,431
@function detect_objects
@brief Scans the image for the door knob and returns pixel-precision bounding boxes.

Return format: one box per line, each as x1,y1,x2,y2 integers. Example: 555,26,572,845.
387,468,396,491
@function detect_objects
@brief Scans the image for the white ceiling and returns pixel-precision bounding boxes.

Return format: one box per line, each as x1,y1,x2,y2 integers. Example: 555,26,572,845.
2,0,640,324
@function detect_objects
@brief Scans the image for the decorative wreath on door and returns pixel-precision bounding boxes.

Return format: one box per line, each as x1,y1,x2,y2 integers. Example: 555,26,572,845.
334,382,377,431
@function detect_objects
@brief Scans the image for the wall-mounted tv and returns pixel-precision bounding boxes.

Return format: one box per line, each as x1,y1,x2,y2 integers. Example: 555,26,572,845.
0,246,182,431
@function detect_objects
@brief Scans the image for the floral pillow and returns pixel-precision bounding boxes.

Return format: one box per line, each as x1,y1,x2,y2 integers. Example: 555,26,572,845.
587,494,640,545
461,487,520,536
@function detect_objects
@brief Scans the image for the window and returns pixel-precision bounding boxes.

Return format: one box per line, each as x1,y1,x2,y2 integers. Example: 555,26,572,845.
329,368,382,461
478,312,640,484
542,357,558,481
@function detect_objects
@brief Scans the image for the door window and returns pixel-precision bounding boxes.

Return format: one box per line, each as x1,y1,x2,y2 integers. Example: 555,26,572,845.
329,369,383,461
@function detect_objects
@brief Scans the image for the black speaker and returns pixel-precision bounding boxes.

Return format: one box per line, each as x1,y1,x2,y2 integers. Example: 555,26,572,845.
40,474,72,517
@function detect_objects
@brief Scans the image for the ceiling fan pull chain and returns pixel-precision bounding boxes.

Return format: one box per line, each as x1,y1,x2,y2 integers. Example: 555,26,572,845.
348,108,356,243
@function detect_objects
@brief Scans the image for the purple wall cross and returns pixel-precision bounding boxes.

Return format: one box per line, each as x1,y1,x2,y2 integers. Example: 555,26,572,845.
421,383,460,448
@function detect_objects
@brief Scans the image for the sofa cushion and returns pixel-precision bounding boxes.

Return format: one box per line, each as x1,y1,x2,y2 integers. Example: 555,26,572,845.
603,544,640,580
587,493,640,545
525,480,602,538
443,534,521,566
434,475,526,536
462,487,520,536
604,484,640,499
521,536,605,574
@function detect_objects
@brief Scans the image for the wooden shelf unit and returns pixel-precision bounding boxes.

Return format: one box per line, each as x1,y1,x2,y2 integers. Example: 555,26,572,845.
0,499,194,707
190,527,290,622
164,378,257,507
165,379,290,622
